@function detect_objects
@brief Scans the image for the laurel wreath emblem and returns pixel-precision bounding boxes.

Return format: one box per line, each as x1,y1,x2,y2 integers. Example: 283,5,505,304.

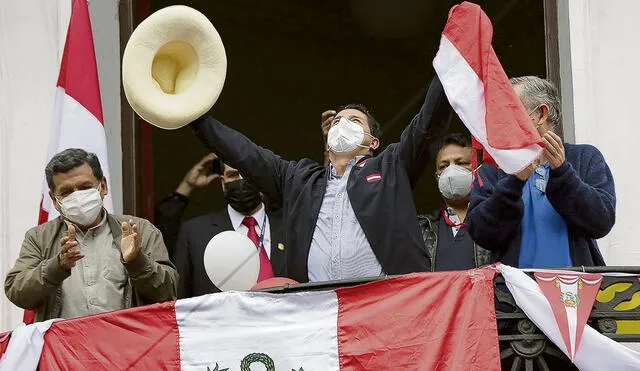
208,353,304,371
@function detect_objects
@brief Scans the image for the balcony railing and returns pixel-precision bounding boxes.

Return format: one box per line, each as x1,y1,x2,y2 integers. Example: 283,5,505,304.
259,266,640,371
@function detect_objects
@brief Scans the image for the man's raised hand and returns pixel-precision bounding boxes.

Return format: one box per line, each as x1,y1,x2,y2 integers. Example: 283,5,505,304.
58,225,84,270
321,110,336,138
121,219,141,263
542,131,566,169
176,153,221,196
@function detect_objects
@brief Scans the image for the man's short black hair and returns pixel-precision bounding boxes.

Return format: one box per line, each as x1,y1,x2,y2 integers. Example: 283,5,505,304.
436,132,472,155
45,148,103,193
337,103,382,138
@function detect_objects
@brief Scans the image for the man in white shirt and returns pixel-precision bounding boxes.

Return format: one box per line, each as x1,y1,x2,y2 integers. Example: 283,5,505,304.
172,159,286,298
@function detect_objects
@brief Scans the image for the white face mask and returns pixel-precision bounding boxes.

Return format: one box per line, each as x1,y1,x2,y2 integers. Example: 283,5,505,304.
438,165,473,200
57,185,104,226
327,117,372,153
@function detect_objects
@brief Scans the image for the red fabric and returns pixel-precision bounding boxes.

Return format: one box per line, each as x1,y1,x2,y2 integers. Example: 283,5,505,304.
22,309,36,325
441,205,465,228
535,273,603,361
39,301,179,370
442,2,542,151
0,331,10,359
37,0,105,226
242,216,274,282
37,198,49,226
250,277,300,290
32,0,108,328
29,270,500,369
56,0,104,123
336,268,501,370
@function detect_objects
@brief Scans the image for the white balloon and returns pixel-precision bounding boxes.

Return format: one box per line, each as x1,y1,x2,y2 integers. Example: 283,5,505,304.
203,231,259,291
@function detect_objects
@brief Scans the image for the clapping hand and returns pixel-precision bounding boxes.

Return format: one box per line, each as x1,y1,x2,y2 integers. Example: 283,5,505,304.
121,219,141,263
59,225,84,270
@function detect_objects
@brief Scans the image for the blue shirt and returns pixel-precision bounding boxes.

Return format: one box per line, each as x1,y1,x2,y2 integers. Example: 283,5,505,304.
518,163,572,268
307,156,384,281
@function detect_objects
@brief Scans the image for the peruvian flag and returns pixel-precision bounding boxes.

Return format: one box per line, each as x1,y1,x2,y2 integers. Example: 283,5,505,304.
0,270,500,370
497,264,640,370
535,272,603,361
38,0,113,224
433,2,543,174
26,0,113,327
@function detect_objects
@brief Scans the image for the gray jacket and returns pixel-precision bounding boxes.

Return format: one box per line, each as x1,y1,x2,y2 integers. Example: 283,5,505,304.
4,213,178,322
418,214,492,271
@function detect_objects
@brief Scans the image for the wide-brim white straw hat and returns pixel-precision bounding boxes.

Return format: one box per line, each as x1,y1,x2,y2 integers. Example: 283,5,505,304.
122,5,227,130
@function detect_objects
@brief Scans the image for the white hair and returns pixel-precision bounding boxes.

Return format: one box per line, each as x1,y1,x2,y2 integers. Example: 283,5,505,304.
510,76,561,128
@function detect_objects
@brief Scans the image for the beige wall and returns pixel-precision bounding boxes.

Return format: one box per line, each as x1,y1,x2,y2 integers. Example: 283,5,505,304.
560,0,640,266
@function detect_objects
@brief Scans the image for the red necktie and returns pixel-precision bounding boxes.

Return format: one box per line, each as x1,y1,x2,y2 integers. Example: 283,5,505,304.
242,216,274,282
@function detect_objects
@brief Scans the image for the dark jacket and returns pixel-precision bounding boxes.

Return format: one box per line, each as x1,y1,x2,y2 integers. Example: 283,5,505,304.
155,191,283,257
418,212,492,271
155,192,190,256
191,77,452,282
173,208,286,298
467,143,616,267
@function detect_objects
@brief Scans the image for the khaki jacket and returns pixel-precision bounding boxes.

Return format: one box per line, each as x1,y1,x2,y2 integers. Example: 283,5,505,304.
4,213,178,322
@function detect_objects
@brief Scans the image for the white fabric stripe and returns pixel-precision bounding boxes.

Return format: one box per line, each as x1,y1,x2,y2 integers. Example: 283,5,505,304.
433,35,542,174
41,88,112,219
559,281,578,360
175,290,339,371
525,268,637,277
498,264,640,370
536,275,559,282
0,319,59,371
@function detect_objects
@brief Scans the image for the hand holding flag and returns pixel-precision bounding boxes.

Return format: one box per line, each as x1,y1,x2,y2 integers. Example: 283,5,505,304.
433,1,544,174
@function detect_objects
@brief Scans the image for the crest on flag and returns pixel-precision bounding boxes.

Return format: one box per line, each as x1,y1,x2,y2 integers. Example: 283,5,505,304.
209,353,305,371
534,272,603,361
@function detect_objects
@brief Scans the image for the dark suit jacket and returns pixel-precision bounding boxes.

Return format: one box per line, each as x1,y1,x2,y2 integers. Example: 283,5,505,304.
172,208,285,298
191,76,452,282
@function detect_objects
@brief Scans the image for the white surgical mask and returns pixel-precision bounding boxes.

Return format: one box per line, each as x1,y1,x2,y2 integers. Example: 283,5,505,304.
57,185,104,226
327,117,372,153
438,165,473,200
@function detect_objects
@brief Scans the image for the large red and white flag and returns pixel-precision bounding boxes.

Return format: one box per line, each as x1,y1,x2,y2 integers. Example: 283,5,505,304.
0,270,501,370
25,0,113,327
38,0,112,224
497,264,640,370
433,2,543,174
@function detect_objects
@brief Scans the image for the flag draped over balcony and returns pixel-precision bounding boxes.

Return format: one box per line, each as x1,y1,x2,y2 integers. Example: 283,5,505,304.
4,266,640,370
497,264,640,370
0,270,501,370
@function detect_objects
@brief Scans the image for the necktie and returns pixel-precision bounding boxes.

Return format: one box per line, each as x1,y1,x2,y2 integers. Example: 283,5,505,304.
242,216,274,282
